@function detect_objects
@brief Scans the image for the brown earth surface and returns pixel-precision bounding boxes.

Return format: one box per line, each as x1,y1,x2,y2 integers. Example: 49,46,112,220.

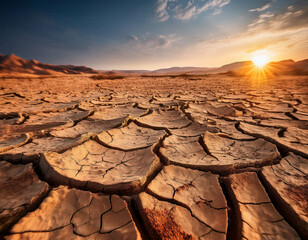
0,74,307,239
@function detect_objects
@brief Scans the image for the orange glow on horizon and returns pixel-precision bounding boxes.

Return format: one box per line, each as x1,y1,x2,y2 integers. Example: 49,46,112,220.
245,50,274,86
246,63,275,87
251,50,271,69
252,55,269,68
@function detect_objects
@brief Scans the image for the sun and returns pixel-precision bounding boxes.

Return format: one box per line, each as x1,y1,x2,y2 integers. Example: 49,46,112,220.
246,50,275,83
251,51,270,68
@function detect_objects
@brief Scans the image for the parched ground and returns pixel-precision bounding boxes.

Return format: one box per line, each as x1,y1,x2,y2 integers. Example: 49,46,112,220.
0,74,307,240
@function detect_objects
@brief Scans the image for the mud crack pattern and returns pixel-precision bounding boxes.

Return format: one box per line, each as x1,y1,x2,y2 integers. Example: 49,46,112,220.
0,75,307,239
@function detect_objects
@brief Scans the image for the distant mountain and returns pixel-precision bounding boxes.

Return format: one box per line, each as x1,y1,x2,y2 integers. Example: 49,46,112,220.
0,54,98,75
206,61,254,74
97,70,150,74
150,66,217,74
180,59,308,76
266,59,308,75
294,59,308,71
104,59,308,75
1,53,307,76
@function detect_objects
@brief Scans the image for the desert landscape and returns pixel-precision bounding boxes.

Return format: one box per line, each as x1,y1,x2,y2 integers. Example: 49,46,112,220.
1,0,308,239
0,53,307,240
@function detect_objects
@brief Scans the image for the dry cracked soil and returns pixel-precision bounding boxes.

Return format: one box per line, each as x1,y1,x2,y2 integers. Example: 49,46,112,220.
0,74,307,240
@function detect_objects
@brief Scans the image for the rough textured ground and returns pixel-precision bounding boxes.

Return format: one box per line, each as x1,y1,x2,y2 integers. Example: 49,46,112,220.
0,74,307,239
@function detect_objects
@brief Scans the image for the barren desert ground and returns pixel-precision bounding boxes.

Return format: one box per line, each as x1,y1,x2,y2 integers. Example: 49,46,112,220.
0,74,307,239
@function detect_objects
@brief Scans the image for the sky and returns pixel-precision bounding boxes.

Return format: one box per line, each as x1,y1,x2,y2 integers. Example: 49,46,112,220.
0,0,307,70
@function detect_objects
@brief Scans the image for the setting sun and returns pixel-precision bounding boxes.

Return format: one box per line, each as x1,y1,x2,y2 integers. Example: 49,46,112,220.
252,54,270,68
247,50,274,80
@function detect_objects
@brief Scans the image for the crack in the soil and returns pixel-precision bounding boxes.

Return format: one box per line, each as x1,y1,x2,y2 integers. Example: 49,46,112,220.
144,189,226,235
219,177,242,240
257,171,307,239
1,89,307,239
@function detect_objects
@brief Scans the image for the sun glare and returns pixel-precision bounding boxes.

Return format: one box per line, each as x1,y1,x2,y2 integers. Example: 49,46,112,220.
252,54,269,68
251,50,271,68
247,50,274,83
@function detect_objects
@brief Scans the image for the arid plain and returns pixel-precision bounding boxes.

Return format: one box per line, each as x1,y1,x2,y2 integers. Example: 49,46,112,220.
0,73,307,240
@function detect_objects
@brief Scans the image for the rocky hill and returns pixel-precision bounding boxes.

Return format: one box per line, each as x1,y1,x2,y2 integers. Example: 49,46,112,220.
0,54,98,75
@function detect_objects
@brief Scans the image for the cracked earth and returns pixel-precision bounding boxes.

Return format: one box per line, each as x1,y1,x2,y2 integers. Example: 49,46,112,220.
0,75,307,239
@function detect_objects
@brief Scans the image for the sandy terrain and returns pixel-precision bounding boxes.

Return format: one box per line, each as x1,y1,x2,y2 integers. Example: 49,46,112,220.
0,74,307,239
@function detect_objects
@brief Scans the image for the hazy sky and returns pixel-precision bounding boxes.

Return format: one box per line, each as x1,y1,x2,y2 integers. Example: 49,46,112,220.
1,0,307,69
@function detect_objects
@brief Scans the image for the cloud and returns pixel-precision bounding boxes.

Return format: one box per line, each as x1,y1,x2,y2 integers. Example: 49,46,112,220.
194,0,231,17
247,12,274,27
156,0,170,22
127,35,139,41
127,33,181,49
243,36,291,53
212,4,308,49
155,0,231,22
188,3,308,66
213,8,222,15
247,6,308,33
174,1,197,20
249,1,273,12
